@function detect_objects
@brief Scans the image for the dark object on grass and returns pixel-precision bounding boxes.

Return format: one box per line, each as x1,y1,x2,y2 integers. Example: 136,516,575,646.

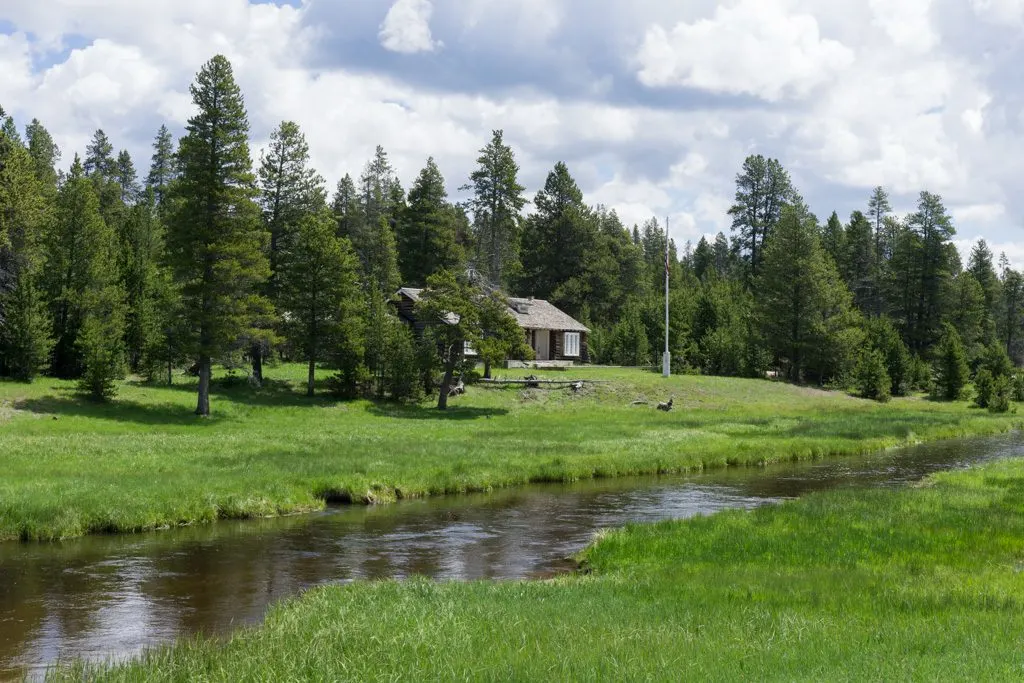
448,380,466,397
657,397,674,412
525,374,540,389
571,381,584,393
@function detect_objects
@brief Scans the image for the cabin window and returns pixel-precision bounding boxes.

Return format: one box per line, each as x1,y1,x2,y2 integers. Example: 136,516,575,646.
563,332,581,357
463,341,478,356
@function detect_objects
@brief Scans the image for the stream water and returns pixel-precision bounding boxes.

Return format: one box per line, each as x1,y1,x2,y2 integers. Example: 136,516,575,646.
2,432,1021,679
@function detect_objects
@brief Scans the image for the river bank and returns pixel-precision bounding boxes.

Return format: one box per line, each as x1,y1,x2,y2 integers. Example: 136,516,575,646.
45,435,1024,680
2,365,1021,543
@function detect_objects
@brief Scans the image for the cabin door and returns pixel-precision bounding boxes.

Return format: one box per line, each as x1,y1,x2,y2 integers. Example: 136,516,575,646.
534,330,550,361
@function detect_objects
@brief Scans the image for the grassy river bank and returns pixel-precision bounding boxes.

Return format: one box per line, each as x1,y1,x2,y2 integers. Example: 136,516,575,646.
1,365,1021,543
48,441,1024,680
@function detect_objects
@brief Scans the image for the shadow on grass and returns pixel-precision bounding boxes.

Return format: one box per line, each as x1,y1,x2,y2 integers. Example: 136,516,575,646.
131,377,340,409
15,394,216,426
366,403,509,421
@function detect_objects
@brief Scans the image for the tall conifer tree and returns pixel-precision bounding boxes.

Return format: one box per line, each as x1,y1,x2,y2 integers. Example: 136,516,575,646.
167,55,271,416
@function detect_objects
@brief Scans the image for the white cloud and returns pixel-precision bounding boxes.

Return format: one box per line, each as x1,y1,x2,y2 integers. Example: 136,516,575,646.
379,0,442,54
635,0,855,102
971,0,1024,24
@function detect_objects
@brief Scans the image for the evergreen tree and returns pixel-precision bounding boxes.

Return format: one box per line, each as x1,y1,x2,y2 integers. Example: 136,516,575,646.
351,147,402,293
146,125,177,212
948,272,986,363
41,156,112,378
398,157,465,286
518,161,595,316
0,113,52,380
84,129,115,178
461,130,526,286
692,236,713,281
277,209,362,396
331,173,360,240
116,150,140,205
728,155,797,278
258,120,326,275
864,315,912,396
167,54,271,416
843,210,875,313
903,191,957,352
821,211,845,267
931,322,970,401
999,268,1024,363
254,120,326,381
120,191,169,373
854,348,891,402
24,118,60,191
867,186,893,315
76,240,126,401
756,204,858,383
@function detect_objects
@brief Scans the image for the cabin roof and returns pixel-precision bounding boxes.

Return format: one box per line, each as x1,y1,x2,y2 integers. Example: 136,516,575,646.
396,288,589,332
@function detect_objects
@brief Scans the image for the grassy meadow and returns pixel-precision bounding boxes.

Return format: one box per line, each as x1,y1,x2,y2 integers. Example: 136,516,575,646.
48,449,1024,681
1,363,1021,542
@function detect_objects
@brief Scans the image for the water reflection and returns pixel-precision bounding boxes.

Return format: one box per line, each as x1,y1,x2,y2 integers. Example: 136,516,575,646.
2,432,1021,679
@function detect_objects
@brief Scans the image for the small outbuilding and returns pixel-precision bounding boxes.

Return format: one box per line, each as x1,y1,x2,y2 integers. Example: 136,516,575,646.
394,288,590,364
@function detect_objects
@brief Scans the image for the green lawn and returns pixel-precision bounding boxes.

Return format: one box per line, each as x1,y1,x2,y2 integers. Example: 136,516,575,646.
49,445,1024,681
1,364,1019,542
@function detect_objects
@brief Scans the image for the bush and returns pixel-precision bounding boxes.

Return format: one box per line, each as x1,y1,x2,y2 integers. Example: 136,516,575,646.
854,348,891,402
980,343,1013,380
974,369,994,409
990,375,1011,413
909,354,932,393
1012,374,1024,402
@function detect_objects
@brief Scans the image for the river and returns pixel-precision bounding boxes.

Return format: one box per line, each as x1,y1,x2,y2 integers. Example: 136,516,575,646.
2,432,1020,679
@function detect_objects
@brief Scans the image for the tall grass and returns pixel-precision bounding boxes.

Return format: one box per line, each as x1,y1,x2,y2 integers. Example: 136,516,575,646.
49,453,1024,681
2,365,1019,542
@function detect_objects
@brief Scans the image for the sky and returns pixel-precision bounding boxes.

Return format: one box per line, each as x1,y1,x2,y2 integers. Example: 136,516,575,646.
1,0,1023,263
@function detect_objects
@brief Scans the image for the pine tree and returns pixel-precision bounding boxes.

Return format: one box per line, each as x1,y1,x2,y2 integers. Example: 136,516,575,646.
398,157,465,286
115,150,140,205
999,268,1024,363
254,120,326,381
0,114,52,380
867,186,893,315
77,244,127,401
351,147,402,294
331,174,360,240
728,155,797,279
843,210,875,312
277,209,362,396
258,120,326,275
903,191,957,352
756,204,858,383
146,125,177,212
41,156,112,378
120,190,169,373
864,316,911,396
692,237,714,281
948,272,986,361
821,211,845,267
518,162,595,316
24,118,60,191
932,322,970,401
167,54,271,416
461,130,526,286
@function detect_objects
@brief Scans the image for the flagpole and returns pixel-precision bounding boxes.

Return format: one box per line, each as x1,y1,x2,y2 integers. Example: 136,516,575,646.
663,216,671,378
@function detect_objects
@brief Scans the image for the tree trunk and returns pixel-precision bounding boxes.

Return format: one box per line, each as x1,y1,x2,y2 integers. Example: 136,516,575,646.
251,343,264,386
167,359,173,386
307,358,316,397
196,356,211,416
484,361,491,379
437,354,456,410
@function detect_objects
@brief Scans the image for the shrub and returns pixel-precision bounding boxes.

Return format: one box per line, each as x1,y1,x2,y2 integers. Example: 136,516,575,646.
974,369,994,409
854,348,891,402
990,375,1011,413
1012,374,1024,402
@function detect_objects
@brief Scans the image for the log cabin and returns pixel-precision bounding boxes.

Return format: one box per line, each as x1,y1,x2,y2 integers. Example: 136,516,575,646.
394,288,591,364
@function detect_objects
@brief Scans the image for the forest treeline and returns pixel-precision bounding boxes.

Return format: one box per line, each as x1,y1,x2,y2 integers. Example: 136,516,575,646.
0,55,1019,413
